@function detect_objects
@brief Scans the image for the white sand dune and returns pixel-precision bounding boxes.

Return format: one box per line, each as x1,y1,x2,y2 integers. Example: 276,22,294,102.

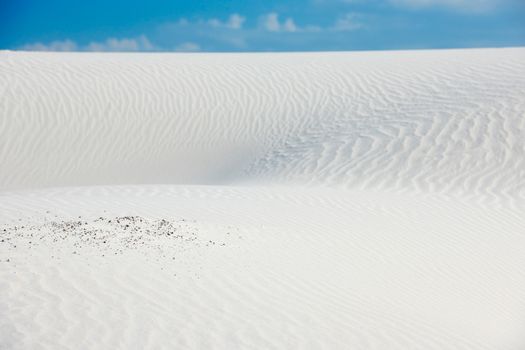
1,48,525,349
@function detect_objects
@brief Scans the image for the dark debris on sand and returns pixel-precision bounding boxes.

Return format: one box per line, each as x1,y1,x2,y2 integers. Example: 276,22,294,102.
0,215,237,259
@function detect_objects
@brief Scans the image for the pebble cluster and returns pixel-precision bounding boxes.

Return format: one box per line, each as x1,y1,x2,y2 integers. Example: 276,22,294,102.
0,215,238,261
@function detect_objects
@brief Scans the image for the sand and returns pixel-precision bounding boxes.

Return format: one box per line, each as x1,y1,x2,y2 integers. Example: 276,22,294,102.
1,48,524,349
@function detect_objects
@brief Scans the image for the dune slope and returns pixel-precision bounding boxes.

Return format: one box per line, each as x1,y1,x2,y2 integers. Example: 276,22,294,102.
1,48,525,349
1,48,524,196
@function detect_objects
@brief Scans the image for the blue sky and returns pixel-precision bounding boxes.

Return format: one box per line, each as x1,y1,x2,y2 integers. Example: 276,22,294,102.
2,0,524,52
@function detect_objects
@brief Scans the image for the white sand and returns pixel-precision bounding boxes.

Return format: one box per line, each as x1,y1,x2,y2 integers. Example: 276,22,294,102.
1,48,524,349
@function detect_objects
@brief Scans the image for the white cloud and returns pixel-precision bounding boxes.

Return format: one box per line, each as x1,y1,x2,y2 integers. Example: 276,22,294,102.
332,13,363,31
260,12,361,33
283,18,298,32
227,14,246,29
20,36,154,52
208,13,246,29
319,0,508,12
21,39,78,51
389,0,506,12
177,18,190,26
175,42,201,52
86,35,154,52
391,0,483,5
260,13,308,32
208,18,222,27
19,10,367,53
262,13,281,31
